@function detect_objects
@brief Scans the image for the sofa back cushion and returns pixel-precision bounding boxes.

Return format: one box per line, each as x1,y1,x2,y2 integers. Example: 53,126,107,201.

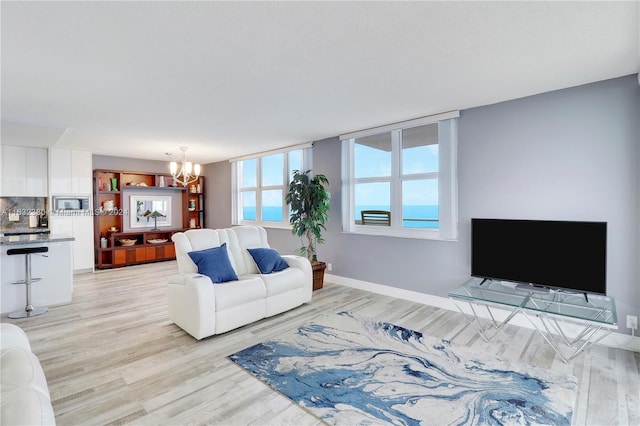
172,226,270,276
173,229,233,274
222,226,270,276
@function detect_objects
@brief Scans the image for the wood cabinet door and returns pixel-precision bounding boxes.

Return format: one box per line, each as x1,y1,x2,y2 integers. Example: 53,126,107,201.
163,244,176,259
145,246,156,261
114,248,145,265
135,247,148,262
113,249,128,265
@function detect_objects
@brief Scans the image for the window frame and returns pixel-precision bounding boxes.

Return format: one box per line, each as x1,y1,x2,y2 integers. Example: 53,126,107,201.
341,111,459,241
231,143,312,229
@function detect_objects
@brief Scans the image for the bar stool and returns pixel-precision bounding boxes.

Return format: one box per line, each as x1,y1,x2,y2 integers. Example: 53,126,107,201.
7,246,49,319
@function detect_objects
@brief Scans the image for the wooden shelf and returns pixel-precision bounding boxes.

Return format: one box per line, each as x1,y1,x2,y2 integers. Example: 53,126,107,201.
97,229,182,268
185,176,205,231
93,169,205,269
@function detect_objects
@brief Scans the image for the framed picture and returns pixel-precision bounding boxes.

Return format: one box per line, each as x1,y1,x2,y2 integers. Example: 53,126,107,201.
130,195,171,229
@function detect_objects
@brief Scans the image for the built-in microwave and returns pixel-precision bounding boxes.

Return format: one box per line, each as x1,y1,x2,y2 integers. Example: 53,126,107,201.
52,195,91,212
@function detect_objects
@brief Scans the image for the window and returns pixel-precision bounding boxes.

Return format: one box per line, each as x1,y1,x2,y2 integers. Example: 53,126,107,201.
341,111,458,240
231,144,312,228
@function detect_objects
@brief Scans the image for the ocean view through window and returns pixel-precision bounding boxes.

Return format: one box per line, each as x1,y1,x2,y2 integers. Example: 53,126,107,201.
341,111,458,240
241,205,439,227
231,143,312,228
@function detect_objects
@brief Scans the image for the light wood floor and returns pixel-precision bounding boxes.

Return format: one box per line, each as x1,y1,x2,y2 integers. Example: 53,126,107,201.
3,261,639,425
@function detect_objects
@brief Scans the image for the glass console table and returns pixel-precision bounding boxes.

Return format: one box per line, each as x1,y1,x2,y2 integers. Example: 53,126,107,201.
448,277,617,363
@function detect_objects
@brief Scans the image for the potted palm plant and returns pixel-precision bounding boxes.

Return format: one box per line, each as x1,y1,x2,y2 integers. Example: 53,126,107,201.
285,169,330,290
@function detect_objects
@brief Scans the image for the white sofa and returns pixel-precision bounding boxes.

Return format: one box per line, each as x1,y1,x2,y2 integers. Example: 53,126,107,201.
169,226,312,339
0,323,56,425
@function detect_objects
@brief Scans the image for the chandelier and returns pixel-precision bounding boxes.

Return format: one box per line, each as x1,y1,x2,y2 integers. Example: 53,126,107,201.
169,147,201,186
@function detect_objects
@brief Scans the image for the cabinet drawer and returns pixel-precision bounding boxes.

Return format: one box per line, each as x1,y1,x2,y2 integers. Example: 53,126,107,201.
145,246,156,260
113,249,129,265
145,244,175,261
113,247,148,265
162,244,176,259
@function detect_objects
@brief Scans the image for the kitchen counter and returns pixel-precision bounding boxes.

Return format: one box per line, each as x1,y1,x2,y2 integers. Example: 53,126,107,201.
0,233,74,246
0,227,50,236
1,236,75,314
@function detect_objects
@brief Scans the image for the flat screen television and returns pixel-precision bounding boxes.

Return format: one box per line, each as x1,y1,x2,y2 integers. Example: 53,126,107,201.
471,218,607,295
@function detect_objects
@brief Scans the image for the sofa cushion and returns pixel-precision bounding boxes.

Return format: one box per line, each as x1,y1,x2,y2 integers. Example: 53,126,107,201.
223,226,269,275
188,243,238,283
214,276,266,310
247,247,289,274
258,267,306,297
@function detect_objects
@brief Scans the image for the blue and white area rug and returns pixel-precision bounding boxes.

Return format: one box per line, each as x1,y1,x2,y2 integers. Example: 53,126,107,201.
228,312,577,425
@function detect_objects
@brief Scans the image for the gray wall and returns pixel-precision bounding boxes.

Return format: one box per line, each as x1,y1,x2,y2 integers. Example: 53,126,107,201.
203,161,232,231
310,74,639,332
459,76,639,337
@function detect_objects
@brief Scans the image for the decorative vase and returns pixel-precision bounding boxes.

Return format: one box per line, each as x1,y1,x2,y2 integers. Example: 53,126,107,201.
159,176,165,187
110,177,118,191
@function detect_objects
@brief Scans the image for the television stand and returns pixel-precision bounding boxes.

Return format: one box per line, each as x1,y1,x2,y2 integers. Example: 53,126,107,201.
448,277,617,363
515,283,550,294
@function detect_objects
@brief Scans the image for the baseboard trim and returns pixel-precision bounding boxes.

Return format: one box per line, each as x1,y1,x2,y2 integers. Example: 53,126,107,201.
325,273,640,353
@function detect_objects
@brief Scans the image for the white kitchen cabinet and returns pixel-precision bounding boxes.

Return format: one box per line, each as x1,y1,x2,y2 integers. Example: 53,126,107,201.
71,150,92,194
49,148,92,195
1,145,48,196
26,148,48,195
2,145,26,195
49,148,72,194
72,215,94,272
50,215,94,272
50,215,73,235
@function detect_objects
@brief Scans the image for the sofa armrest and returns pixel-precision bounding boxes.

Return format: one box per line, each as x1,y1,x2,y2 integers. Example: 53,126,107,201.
281,255,313,302
0,324,55,426
168,273,203,286
0,323,32,351
167,274,217,339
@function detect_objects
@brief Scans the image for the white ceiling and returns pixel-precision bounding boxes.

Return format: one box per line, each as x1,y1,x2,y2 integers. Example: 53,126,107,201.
1,1,638,165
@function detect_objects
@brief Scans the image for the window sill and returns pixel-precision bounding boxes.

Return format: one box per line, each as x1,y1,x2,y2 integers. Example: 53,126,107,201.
343,226,457,241
236,220,292,231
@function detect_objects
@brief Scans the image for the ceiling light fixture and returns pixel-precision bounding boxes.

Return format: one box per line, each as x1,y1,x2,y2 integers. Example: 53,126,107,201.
168,147,201,186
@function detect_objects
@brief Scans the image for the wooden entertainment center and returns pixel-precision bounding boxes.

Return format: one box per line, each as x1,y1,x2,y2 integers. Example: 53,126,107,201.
93,169,205,269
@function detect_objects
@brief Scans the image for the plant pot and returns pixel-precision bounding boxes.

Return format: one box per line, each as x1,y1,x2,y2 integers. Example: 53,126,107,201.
312,261,327,291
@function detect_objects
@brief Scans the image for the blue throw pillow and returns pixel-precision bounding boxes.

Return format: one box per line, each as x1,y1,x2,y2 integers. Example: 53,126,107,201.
188,243,238,283
247,247,289,274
